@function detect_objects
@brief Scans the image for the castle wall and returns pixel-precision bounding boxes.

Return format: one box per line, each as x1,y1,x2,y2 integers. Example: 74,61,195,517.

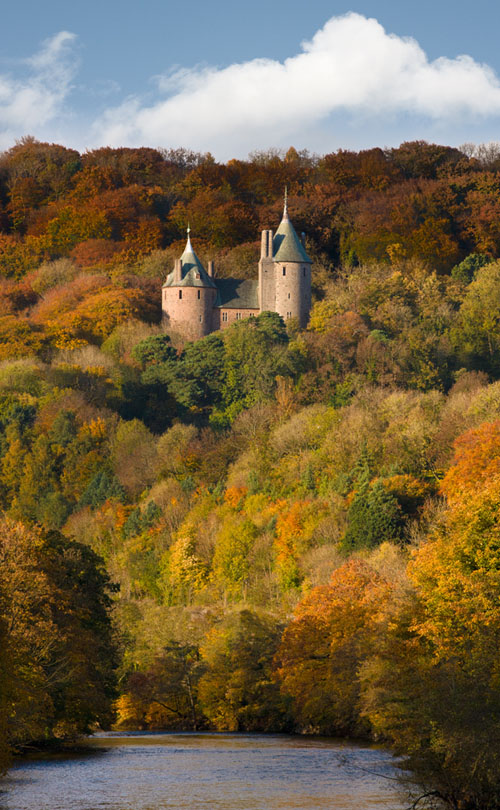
212,308,260,331
162,286,216,341
274,262,311,328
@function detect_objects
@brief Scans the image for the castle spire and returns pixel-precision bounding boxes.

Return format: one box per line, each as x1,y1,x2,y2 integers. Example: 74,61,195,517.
283,186,289,220
186,223,192,251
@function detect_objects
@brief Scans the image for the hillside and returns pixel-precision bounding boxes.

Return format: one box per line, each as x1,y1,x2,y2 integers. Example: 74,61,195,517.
1,138,500,808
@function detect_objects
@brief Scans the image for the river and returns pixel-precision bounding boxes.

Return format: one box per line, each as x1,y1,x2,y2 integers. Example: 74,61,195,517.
0,732,409,810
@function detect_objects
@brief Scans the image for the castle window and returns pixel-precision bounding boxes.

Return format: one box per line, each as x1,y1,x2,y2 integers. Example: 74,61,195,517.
283,267,286,276
197,290,201,299
236,313,241,320
199,316,202,322
196,273,201,279
288,293,290,299
222,312,228,322
303,267,306,276
179,290,182,299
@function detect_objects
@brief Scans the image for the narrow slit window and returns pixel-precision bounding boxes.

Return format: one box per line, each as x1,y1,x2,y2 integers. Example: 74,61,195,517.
179,290,182,299
303,267,306,276
197,290,201,299
283,267,286,276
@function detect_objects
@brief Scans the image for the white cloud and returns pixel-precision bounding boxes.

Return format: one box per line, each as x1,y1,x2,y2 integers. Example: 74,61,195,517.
4,16,500,158
92,12,500,156
0,32,77,150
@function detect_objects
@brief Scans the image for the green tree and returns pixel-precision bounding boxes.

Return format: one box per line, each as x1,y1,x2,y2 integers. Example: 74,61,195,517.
143,333,225,420
342,480,403,551
213,312,300,426
451,253,491,285
132,334,177,368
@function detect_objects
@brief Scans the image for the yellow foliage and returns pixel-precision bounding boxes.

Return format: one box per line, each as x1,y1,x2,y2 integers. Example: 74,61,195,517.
165,535,208,594
307,300,339,333
114,693,147,729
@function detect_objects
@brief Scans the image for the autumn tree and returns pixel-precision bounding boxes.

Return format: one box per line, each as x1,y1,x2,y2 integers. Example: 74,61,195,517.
199,610,289,732
276,559,389,736
0,518,118,750
120,642,205,730
362,421,500,809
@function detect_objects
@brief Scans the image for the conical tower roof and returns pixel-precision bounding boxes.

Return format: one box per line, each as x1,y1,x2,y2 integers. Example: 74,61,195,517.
272,195,312,264
163,230,217,288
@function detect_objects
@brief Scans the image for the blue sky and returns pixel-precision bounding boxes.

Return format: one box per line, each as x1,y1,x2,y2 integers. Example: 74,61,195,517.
2,0,500,158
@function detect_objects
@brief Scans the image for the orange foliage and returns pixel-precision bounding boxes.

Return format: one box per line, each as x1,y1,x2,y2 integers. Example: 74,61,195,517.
31,274,158,342
276,559,389,734
224,486,248,509
71,238,122,268
274,499,326,586
440,420,500,504
0,280,37,315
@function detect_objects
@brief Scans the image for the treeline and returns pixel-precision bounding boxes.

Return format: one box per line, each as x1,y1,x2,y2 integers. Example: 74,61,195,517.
2,137,500,808
1,137,500,285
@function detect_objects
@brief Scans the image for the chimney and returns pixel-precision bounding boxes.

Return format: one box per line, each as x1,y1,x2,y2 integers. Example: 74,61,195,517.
207,260,215,277
268,230,274,257
174,258,182,283
261,230,268,259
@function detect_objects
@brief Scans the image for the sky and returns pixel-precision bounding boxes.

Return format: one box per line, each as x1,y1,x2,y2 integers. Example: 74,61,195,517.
2,0,500,159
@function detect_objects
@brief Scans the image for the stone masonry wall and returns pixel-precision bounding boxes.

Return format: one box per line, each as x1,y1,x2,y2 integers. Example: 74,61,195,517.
274,262,311,328
212,308,260,331
163,286,216,341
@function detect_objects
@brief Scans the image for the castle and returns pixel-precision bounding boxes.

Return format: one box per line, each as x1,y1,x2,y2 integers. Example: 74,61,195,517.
161,198,312,341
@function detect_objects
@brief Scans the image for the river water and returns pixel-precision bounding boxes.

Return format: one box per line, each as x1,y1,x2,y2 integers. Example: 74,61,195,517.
0,732,409,810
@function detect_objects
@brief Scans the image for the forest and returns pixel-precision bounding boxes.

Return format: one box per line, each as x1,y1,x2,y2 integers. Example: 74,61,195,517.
2,137,500,809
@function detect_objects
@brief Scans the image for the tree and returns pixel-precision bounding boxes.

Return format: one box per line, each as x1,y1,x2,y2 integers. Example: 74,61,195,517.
0,518,118,749
342,480,403,551
213,312,299,426
362,421,500,809
451,253,491,284
132,334,177,368
120,642,205,730
276,559,388,736
142,333,225,421
212,515,257,597
198,610,289,731
456,261,500,373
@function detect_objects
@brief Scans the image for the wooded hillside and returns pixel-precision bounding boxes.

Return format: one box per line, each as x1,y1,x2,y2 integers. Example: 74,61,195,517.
2,137,500,809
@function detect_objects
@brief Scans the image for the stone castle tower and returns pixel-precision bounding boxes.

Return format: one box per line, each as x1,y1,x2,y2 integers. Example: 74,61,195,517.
162,197,312,340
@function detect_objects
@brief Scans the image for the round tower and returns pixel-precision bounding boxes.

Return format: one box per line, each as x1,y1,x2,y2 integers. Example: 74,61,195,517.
272,194,312,328
162,229,217,341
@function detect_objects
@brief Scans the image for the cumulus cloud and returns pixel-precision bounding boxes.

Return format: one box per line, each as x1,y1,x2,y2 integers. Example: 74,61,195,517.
4,15,500,157
93,12,500,155
0,32,77,150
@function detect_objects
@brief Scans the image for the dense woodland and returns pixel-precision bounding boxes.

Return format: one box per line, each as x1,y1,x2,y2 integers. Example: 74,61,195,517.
2,138,500,808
